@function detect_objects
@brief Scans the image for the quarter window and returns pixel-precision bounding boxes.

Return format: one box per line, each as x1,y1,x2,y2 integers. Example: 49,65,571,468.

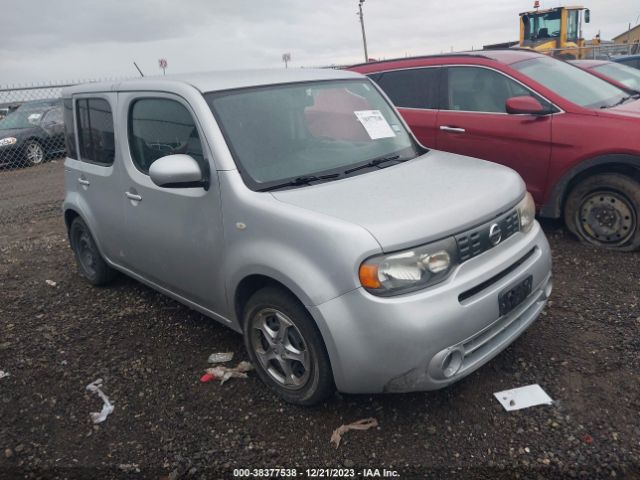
128,98,204,174
445,67,543,113
373,68,440,109
76,98,115,165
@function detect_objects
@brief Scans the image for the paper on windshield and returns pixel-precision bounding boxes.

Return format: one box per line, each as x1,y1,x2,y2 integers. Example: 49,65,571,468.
354,110,396,140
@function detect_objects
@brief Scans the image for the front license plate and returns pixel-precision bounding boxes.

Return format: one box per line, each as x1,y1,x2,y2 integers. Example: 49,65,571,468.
499,276,533,317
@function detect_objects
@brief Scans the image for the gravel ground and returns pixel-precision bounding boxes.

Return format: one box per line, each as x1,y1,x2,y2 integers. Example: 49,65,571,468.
0,161,64,228
0,216,639,479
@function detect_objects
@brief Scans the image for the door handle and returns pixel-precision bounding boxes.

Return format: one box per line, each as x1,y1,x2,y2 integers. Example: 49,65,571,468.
439,126,466,133
77,178,90,186
125,192,142,202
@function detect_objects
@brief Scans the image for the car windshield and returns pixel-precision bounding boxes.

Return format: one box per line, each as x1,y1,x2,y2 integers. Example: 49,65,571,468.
512,57,628,109
0,109,44,130
205,79,421,190
593,62,640,91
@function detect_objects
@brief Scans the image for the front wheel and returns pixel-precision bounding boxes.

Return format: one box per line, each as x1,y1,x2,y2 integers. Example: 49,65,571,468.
243,286,335,405
564,173,640,251
24,140,45,166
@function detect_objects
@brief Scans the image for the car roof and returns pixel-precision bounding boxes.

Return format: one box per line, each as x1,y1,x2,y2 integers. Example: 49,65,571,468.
349,49,545,71
62,69,363,97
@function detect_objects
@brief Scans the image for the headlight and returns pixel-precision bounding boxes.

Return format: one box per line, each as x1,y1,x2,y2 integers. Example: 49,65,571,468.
517,192,536,233
359,237,458,296
0,137,17,147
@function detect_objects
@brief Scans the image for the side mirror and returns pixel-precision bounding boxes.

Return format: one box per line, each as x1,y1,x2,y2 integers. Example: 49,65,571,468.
506,96,550,115
585,9,590,24
149,154,207,189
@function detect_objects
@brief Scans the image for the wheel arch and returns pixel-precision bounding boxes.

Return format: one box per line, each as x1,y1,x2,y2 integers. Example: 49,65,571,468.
540,154,640,219
233,274,309,332
64,208,81,234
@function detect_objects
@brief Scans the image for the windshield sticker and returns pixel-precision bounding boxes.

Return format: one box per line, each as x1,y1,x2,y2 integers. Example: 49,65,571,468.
354,110,396,140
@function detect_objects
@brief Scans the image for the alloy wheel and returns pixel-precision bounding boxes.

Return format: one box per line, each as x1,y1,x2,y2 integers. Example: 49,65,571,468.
26,143,44,165
249,308,311,390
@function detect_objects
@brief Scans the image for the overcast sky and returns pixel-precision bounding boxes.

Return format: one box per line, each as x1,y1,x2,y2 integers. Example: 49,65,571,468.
2,0,639,85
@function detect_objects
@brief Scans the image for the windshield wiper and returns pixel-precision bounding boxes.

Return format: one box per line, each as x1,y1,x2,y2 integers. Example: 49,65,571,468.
343,155,406,175
259,173,341,192
602,95,634,109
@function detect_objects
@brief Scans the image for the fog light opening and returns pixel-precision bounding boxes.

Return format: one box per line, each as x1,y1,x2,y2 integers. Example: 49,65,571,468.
441,349,464,379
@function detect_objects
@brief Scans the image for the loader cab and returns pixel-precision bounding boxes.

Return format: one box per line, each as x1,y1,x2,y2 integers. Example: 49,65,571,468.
520,6,590,57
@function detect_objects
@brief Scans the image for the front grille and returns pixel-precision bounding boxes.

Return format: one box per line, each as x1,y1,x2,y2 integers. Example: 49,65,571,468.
458,247,537,303
456,210,519,262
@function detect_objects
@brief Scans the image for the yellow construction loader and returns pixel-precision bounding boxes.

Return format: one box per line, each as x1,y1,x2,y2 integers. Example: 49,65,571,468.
519,5,594,59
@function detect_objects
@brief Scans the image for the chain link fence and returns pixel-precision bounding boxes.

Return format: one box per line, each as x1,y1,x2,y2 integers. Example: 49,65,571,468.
0,83,72,233
543,42,640,59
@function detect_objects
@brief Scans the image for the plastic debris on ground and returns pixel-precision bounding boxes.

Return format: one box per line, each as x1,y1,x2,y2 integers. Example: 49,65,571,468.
205,361,254,385
0,371,9,380
86,378,115,424
493,384,553,411
330,418,379,448
45,279,57,287
207,352,234,364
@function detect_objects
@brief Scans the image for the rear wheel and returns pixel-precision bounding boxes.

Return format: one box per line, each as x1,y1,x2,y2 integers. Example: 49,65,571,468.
69,217,117,285
564,173,640,251
243,286,334,405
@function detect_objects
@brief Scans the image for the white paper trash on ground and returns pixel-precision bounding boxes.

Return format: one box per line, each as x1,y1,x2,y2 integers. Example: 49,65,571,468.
494,384,553,411
86,379,115,424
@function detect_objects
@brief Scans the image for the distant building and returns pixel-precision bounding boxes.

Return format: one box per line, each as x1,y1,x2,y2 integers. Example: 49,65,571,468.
612,24,640,45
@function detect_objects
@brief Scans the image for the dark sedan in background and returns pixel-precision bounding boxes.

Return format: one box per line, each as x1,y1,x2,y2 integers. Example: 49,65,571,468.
0,99,65,168
613,54,640,70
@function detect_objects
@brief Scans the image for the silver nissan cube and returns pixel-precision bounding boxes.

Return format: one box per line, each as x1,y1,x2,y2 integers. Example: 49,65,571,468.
62,69,552,405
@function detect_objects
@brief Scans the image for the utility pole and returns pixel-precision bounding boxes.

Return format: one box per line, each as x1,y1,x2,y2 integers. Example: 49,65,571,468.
358,0,369,62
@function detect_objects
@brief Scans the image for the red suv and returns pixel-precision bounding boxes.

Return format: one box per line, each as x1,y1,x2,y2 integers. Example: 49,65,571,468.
350,50,640,251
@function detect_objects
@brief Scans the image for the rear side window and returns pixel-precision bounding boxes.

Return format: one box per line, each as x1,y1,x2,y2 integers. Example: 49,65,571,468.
373,68,440,109
128,98,204,174
63,99,77,159
76,98,115,165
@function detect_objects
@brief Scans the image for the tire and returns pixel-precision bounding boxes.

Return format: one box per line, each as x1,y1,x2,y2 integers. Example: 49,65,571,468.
242,285,335,405
69,217,117,285
23,140,45,166
564,173,640,251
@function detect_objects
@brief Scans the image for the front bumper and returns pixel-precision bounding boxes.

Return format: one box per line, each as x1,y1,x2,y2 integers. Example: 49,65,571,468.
310,221,552,394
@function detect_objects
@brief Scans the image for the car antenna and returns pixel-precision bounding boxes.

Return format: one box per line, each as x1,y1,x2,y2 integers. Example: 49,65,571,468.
133,61,144,77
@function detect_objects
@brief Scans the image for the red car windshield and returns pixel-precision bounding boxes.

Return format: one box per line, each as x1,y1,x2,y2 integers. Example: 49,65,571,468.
593,62,640,92
512,57,628,109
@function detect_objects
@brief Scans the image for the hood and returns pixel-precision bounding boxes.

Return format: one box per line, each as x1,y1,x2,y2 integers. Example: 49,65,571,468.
0,126,34,138
271,150,525,251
